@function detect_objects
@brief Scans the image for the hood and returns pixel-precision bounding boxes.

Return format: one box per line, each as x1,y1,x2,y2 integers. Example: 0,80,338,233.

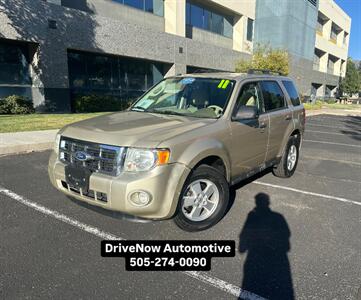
61,111,216,148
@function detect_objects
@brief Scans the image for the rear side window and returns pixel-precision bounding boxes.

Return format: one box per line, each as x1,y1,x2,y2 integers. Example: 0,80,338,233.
282,80,300,106
260,81,285,112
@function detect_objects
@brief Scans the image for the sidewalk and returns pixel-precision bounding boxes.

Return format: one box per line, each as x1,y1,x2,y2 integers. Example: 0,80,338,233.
306,108,361,117
0,129,58,156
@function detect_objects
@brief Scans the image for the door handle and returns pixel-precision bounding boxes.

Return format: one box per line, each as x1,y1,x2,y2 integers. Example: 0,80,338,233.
259,122,267,129
285,115,292,121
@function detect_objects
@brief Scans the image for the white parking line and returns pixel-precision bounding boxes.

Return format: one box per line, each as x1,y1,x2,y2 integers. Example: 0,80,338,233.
253,181,361,206
0,187,265,300
303,140,361,148
306,130,361,136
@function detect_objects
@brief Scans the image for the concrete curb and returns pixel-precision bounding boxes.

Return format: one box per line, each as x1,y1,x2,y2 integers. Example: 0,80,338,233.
306,108,361,117
0,129,58,156
0,142,54,156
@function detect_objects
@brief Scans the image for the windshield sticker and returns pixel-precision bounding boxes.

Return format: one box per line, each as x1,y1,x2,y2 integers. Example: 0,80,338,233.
218,79,230,89
180,78,195,85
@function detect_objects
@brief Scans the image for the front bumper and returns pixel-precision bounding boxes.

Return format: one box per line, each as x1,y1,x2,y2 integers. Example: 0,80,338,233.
48,151,190,219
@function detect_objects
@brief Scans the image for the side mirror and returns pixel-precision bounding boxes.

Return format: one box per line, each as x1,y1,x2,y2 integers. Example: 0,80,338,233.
232,105,259,121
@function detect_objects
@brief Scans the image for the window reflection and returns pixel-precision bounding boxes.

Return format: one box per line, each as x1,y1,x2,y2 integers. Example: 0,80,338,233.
186,1,233,38
0,41,31,85
112,0,164,16
67,50,169,104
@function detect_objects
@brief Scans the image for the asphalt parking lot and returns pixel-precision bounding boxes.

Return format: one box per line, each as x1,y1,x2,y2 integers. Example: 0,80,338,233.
1,114,360,300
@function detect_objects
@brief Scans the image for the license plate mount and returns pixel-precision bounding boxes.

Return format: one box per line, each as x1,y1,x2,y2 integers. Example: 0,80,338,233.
65,165,91,191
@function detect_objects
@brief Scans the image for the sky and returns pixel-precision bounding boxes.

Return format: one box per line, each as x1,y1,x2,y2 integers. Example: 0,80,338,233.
334,0,361,60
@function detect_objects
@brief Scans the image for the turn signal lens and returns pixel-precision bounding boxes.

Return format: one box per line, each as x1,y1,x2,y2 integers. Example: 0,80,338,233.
156,149,170,165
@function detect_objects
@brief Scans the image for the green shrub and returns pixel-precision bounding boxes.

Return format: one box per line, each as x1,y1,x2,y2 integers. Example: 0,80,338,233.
236,44,289,75
0,95,34,114
73,95,134,113
325,99,336,104
303,100,323,110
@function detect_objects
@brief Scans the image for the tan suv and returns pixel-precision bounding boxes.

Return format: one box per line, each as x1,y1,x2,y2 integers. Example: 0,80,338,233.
48,71,305,231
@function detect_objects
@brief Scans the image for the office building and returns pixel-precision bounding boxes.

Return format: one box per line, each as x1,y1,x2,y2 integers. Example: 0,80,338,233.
0,0,351,111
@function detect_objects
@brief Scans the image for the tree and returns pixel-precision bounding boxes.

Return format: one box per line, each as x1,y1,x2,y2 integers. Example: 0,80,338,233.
235,44,289,75
358,62,361,94
339,58,360,96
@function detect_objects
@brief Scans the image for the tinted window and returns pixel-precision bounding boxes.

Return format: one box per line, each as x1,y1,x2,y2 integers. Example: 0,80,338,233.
190,4,203,28
211,12,224,35
260,81,285,112
186,1,233,38
124,0,143,10
113,0,164,16
0,42,31,85
67,50,169,103
282,80,300,106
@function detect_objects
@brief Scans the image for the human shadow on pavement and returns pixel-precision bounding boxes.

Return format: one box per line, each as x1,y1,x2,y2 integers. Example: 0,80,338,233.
238,193,294,300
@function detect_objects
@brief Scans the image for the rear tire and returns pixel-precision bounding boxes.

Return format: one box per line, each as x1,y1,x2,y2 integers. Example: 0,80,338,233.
273,135,300,178
174,165,229,232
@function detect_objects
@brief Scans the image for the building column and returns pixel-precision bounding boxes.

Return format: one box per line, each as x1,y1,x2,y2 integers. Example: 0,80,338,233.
337,30,344,47
165,63,187,77
323,19,332,39
333,58,341,76
31,41,71,112
340,60,346,77
317,84,325,97
233,15,244,52
164,0,186,37
319,52,328,73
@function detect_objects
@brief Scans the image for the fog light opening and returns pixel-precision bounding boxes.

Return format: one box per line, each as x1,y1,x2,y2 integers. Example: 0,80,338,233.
129,191,152,207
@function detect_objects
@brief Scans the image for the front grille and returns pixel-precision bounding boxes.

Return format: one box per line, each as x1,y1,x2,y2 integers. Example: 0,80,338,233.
59,137,124,176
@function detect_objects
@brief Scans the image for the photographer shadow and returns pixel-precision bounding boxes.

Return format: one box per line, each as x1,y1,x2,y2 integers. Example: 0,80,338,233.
239,193,294,300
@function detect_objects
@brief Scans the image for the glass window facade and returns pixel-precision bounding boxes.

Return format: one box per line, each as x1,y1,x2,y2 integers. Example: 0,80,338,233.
246,18,254,42
186,1,233,38
186,66,225,73
0,41,31,85
67,50,170,103
112,0,164,16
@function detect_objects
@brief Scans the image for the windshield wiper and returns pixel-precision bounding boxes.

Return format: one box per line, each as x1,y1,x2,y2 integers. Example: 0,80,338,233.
131,106,146,111
146,109,186,116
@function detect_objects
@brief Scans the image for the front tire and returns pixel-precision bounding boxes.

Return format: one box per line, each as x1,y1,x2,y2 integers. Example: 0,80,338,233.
174,165,229,232
273,135,300,178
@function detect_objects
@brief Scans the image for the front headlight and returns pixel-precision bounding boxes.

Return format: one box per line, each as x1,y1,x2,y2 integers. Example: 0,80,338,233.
54,133,61,154
124,148,170,172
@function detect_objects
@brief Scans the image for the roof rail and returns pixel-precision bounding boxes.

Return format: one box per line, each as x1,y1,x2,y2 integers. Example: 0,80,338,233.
190,69,233,74
247,69,284,76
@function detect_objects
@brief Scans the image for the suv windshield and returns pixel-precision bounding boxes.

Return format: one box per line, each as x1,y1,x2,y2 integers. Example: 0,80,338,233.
131,77,234,119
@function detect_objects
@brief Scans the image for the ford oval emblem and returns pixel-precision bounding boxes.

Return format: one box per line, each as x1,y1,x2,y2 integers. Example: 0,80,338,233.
75,151,89,161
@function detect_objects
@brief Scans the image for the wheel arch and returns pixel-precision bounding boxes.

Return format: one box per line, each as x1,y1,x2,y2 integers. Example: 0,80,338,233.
278,127,302,158
177,139,231,183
